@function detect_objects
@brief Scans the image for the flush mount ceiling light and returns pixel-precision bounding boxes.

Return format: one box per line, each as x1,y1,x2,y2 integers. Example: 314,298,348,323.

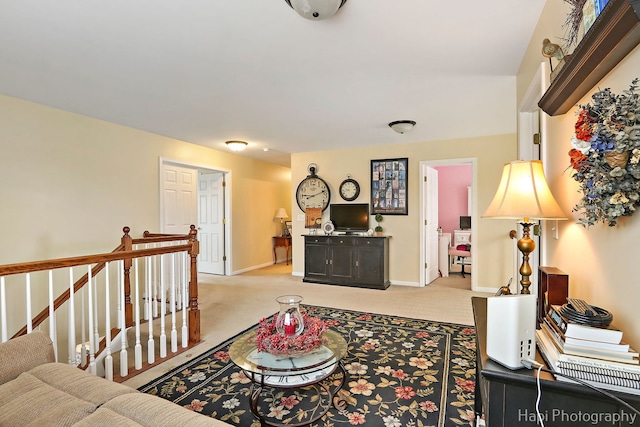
388,120,416,134
284,0,348,20
225,140,248,152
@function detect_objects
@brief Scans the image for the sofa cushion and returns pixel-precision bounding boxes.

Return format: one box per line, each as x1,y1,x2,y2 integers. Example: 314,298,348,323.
28,362,136,405
0,331,55,385
98,393,228,426
0,371,96,427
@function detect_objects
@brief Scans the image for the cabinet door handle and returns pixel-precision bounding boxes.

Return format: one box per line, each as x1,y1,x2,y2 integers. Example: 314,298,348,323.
356,261,359,267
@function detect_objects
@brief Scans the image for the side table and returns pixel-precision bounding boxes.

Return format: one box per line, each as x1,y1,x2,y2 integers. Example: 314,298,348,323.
273,236,292,265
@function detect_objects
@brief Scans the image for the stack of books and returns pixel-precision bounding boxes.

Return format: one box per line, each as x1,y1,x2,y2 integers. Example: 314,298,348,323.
537,305,640,395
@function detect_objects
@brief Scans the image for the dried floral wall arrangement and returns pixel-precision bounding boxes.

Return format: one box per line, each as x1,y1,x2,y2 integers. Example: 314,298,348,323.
568,78,640,227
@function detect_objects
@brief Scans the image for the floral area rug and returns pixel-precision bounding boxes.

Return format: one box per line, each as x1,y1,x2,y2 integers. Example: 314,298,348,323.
138,306,477,427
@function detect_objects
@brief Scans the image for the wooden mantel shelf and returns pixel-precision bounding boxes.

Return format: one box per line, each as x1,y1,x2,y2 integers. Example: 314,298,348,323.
538,0,640,116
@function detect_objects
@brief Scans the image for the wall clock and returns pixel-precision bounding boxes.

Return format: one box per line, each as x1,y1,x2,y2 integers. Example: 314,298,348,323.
339,176,360,201
296,163,331,212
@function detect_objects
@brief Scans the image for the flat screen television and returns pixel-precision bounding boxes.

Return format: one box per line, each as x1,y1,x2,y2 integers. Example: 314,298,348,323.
460,216,471,229
330,203,370,234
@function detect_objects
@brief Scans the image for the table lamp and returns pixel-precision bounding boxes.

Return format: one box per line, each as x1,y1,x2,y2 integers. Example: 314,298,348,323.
275,208,289,236
482,160,566,294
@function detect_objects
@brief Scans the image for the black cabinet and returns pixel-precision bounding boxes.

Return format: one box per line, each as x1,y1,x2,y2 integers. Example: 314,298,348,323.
472,297,640,427
303,235,389,290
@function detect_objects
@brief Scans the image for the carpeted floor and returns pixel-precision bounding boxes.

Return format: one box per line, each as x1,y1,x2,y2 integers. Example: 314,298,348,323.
139,305,477,427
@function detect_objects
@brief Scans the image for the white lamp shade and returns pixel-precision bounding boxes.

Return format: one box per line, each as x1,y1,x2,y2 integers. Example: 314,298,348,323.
285,0,347,20
275,208,289,219
483,160,566,220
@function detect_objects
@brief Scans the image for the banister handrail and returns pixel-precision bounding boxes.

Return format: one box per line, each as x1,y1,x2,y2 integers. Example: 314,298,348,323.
3,225,200,348
0,245,192,277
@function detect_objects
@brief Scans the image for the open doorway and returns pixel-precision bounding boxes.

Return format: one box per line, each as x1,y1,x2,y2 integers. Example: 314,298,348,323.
420,158,477,290
159,158,231,275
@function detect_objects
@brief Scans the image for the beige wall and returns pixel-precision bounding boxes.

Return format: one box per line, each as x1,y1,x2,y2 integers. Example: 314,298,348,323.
291,134,518,289
0,94,291,272
517,1,640,349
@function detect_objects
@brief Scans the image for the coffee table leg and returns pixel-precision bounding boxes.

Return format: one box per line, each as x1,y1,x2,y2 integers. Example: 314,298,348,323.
331,361,348,411
249,383,267,427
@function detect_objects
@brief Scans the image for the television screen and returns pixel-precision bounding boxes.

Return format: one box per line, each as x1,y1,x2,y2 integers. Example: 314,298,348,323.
460,216,471,229
330,203,370,234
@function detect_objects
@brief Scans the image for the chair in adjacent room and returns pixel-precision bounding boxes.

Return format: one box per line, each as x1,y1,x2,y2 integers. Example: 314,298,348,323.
448,244,471,278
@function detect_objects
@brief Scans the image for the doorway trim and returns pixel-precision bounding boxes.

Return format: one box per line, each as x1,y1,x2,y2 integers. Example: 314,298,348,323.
419,158,477,291
159,157,232,276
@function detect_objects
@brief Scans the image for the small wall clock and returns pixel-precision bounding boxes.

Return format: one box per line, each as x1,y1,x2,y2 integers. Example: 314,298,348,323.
296,163,331,212
339,175,360,201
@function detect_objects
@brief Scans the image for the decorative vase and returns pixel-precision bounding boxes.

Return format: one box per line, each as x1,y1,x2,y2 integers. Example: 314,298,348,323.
275,295,305,337
604,151,630,168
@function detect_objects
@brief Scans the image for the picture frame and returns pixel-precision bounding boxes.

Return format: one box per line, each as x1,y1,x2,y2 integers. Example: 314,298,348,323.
284,221,292,237
370,157,408,215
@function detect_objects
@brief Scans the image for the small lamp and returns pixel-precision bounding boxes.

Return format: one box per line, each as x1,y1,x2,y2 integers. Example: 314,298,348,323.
275,208,289,236
482,160,566,294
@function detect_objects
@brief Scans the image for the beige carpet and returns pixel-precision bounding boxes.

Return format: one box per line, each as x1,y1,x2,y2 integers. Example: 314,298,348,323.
123,264,491,389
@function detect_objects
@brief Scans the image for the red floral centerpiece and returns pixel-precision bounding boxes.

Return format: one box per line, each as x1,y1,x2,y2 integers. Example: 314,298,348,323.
256,312,328,357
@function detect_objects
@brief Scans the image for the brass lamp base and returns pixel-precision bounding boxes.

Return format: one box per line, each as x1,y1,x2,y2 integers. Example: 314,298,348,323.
517,222,536,294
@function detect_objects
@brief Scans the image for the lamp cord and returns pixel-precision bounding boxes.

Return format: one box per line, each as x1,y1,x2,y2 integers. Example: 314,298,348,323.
535,363,545,426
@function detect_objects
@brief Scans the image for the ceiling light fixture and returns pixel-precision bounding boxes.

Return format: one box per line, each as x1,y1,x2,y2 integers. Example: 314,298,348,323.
284,0,348,20
225,140,248,152
389,120,416,134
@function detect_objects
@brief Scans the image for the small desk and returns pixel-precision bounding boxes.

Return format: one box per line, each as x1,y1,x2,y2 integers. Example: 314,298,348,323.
272,236,292,265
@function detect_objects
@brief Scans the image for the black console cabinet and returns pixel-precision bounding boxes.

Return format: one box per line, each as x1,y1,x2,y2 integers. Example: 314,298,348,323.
303,235,390,290
472,297,640,427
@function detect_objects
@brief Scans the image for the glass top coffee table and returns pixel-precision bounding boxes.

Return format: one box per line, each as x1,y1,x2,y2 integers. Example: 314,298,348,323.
229,328,348,426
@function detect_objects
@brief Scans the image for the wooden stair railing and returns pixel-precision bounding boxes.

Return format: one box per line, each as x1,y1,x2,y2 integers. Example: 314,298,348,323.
0,225,200,380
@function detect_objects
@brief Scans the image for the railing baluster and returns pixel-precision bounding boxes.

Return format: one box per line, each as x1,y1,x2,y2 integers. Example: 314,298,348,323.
181,251,188,348
92,271,99,356
104,262,113,381
87,266,96,375
134,258,142,370
68,268,76,366
48,270,58,361
146,255,155,364
170,252,177,353
25,274,32,333
152,246,158,318
142,244,149,321
159,254,167,358
119,260,128,377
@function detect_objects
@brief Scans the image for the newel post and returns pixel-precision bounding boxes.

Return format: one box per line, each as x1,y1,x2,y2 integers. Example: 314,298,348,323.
121,226,134,328
188,224,200,345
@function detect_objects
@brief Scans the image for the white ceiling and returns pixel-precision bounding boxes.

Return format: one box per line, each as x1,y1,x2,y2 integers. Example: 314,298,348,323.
0,0,546,167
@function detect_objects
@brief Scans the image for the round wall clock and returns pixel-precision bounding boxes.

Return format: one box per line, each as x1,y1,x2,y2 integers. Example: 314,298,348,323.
339,177,360,201
296,164,331,212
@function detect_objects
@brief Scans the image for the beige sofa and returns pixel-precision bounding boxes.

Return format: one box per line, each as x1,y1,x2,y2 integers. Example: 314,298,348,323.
0,331,231,426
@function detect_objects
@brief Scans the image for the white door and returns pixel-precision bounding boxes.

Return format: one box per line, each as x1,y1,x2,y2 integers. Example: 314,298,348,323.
198,172,225,275
161,164,197,234
424,167,439,284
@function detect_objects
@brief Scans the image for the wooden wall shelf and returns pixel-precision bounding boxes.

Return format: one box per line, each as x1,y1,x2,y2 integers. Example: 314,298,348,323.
538,0,640,116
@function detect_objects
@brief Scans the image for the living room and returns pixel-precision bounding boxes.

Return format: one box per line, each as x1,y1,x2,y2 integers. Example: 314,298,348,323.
1,0,640,406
